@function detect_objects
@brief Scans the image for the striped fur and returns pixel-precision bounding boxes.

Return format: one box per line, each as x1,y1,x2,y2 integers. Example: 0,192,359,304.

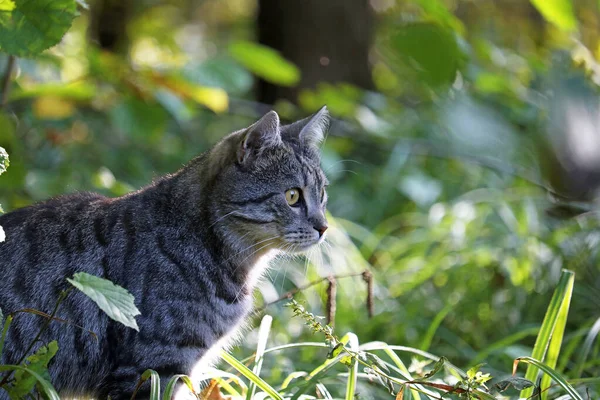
0,109,329,399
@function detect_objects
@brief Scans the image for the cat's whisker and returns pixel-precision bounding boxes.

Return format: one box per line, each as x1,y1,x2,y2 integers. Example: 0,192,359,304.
225,235,280,264
328,168,358,176
208,210,238,228
324,159,361,174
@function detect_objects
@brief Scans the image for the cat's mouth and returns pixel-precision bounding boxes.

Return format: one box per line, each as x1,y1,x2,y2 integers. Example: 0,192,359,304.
281,232,324,252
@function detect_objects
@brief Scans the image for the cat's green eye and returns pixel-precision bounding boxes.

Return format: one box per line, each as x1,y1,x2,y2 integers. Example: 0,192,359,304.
285,188,301,206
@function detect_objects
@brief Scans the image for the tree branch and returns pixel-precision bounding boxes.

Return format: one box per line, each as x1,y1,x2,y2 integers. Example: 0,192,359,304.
0,56,16,110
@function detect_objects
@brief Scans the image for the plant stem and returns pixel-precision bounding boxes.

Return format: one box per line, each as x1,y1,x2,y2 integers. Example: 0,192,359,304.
0,290,69,387
255,270,368,312
0,56,16,110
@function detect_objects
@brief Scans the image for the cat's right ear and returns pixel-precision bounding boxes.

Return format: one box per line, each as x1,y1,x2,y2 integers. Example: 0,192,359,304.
237,110,282,164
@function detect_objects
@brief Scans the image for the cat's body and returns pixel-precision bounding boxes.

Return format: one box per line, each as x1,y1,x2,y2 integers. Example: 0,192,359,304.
0,109,329,399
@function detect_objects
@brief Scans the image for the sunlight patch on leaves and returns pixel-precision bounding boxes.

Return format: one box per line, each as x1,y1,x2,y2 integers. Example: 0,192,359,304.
68,272,141,331
530,0,577,32
0,0,15,11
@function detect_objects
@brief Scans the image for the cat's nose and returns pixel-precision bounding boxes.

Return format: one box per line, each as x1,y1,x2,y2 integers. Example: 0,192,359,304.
314,224,328,237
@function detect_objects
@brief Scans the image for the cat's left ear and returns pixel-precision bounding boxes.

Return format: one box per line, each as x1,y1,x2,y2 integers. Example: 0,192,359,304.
237,110,282,164
298,106,330,148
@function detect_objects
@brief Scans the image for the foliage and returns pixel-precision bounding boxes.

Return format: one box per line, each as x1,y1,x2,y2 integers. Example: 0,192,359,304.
67,272,141,331
210,279,580,400
1,0,600,398
0,0,78,57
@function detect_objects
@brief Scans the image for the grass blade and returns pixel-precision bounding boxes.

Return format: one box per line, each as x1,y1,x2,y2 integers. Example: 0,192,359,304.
539,270,574,400
220,350,283,400
162,374,197,400
419,303,453,352
0,315,13,357
131,369,161,400
345,333,359,400
520,269,574,399
575,316,600,377
248,315,273,400
514,356,583,400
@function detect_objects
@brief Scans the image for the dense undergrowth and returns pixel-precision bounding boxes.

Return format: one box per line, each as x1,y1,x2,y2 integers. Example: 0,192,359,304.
2,0,600,398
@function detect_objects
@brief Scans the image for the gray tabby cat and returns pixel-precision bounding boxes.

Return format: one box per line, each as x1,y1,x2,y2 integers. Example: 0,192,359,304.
0,108,330,399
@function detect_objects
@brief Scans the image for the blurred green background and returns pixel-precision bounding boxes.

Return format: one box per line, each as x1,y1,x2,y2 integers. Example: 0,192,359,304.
1,0,600,398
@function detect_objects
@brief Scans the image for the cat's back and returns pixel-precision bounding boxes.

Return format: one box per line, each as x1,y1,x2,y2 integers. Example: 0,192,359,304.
0,192,109,308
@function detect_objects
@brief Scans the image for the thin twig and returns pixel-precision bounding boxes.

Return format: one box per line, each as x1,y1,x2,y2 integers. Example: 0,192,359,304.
10,308,97,341
0,55,16,109
255,271,368,313
0,290,69,387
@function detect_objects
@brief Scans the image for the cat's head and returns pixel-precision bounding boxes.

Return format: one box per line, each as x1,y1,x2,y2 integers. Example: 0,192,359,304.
208,108,330,254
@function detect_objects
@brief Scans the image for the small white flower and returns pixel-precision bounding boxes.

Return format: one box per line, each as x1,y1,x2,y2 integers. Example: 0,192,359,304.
0,225,5,242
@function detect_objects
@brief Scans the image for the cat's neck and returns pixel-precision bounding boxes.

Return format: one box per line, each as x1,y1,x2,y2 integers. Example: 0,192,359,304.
137,157,271,283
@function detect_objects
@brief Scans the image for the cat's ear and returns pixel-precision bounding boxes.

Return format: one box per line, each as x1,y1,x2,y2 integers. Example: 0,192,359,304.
298,106,330,148
237,110,282,164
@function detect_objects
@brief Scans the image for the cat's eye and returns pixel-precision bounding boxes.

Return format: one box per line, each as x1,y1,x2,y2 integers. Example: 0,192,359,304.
320,187,326,202
285,188,301,206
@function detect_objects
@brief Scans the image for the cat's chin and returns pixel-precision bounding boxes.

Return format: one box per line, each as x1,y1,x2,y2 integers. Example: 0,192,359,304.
282,239,324,253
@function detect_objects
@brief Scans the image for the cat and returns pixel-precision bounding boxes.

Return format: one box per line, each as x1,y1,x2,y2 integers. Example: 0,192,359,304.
0,107,330,399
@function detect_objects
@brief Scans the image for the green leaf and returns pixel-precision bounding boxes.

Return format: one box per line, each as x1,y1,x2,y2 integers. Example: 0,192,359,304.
0,0,78,57
530,0,577,32
421,356,446,379
344,333,359,400
220,351,284,400
0,314,11,357
538,269,574,400
388,22,461,87
0,364,59,400
248,315,272,400
162,374,197,400
0,0,15,11
134,369,161,400
8,341,58,398
514,356,584,400
68,272,141,331
494,377,534,392
327,343,345,359
229,40,300,86
520,269,575,399
365,352,391,374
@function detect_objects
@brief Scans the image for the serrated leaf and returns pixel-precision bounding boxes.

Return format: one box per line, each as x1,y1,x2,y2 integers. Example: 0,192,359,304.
494,377,534,392
229,40,300,86
68,272,141,331
0,0,78,57
530,0,577,32
8,341,58,398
